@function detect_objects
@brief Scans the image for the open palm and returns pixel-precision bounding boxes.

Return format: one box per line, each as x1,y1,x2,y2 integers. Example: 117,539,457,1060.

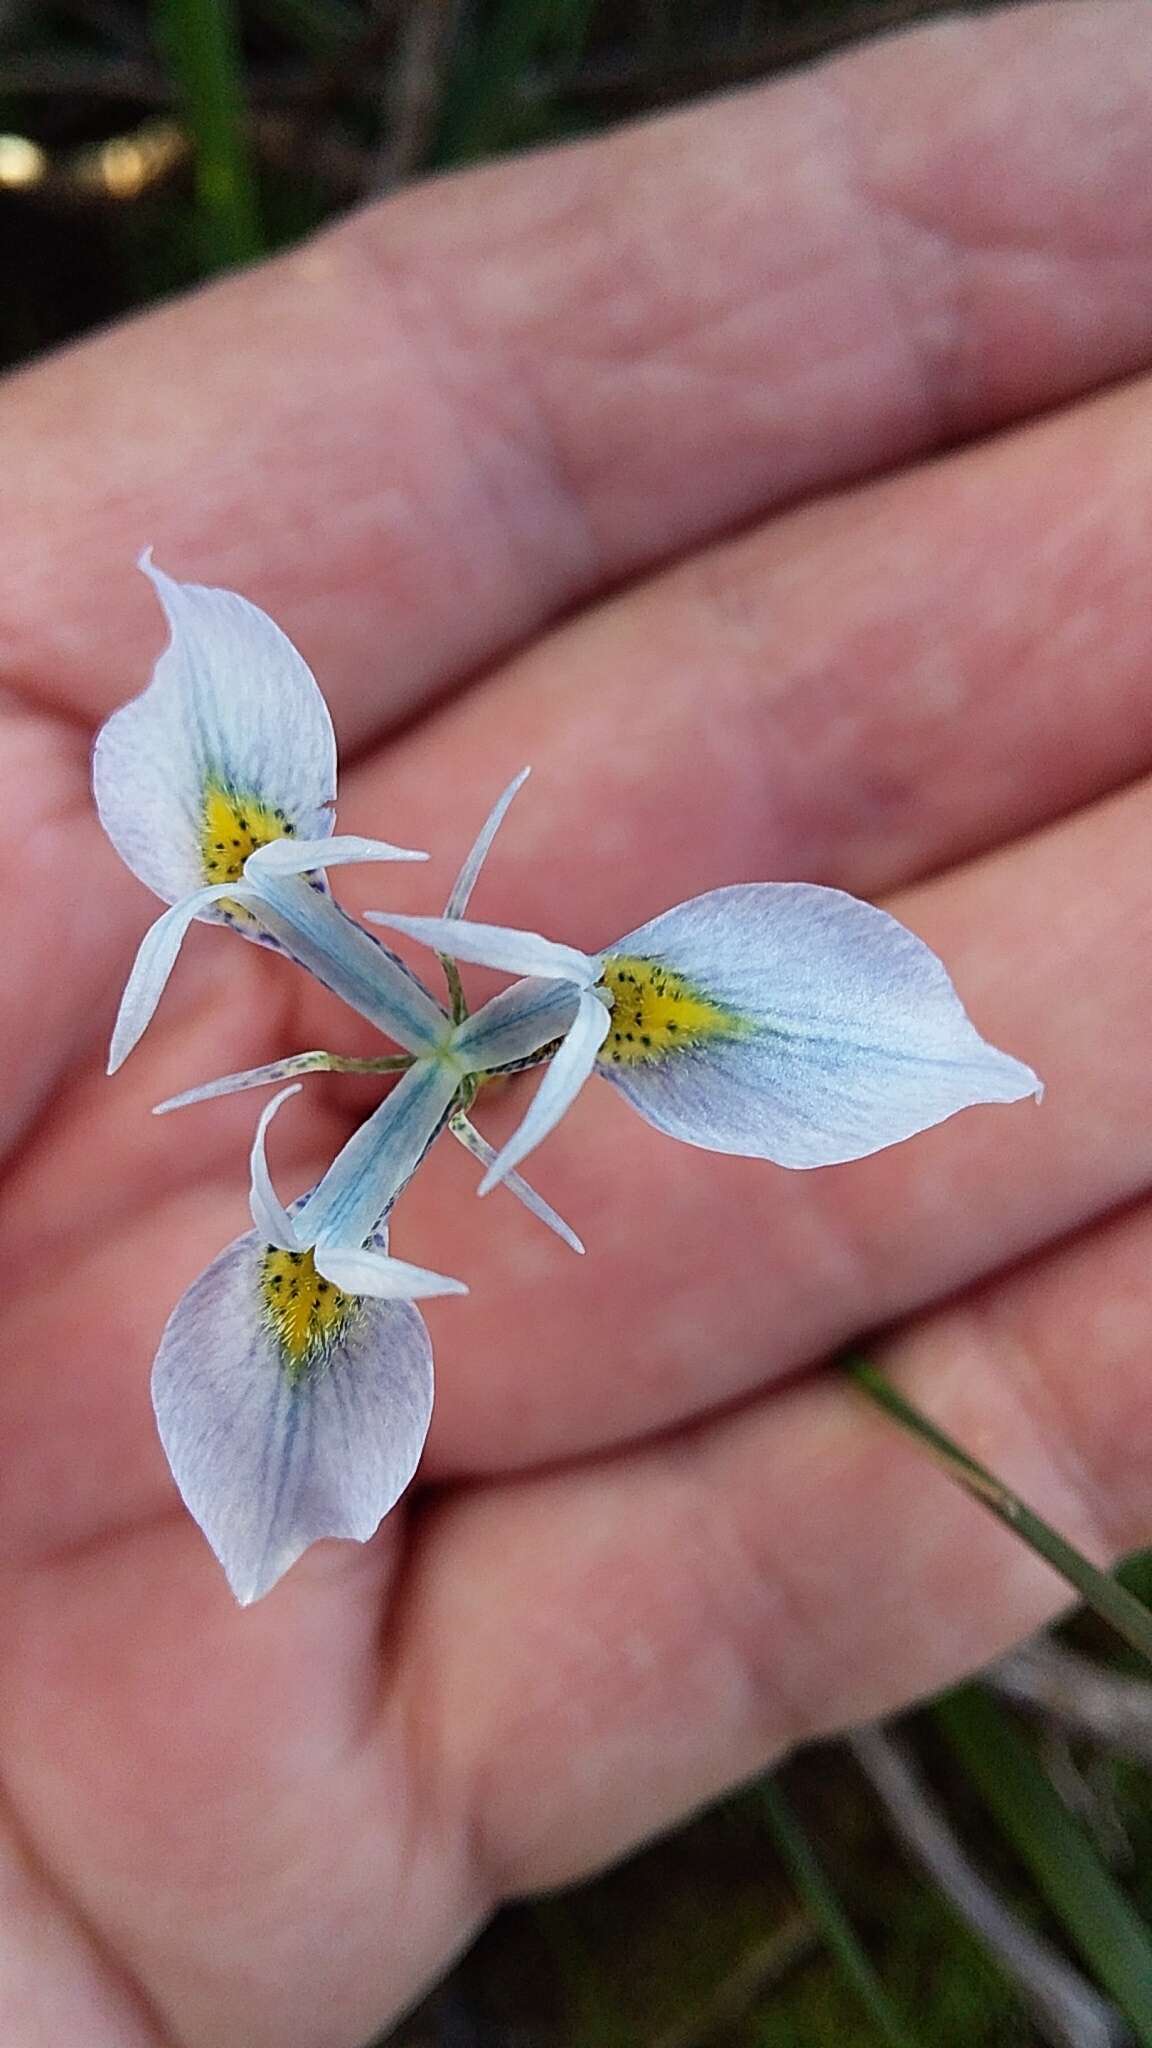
4,7,1152,2042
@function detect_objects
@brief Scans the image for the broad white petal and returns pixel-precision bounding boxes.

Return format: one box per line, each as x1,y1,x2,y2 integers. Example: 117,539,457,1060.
108,883,243,1073
248,1086,304,1249
478,988,611,1193
451,1115,584,1254
364,910,595,985
154,1052,348,1115
314,1246,467,1299
452,976,580,1072
93,556,336,906
247,834,427,878
250,870,448,1054
152,1230,433,1604
306,1057,461,1251
444,768,531,918
601,884,1041,1168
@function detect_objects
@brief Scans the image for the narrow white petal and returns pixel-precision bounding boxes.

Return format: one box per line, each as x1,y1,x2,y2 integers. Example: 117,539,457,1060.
451,1115,584,1254
306,1058,461,1252
452,976,580,1072
601,884,1041,1168
152,1230,434,1604
478,988,610,1194
108,883,243,1073
247,834,427,878
154,1052,346,1115
444,768,531,918
314,1246,467,1299
249,870,448,1054
364,910,596,985
248,1086,304,1249
93,556,337,906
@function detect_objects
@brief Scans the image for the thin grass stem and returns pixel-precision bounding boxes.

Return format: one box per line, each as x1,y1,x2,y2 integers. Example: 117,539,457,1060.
937,1687,1152,2044
155,0,261,267
758,1777,922,2048
852,1724,1126,2048
844,1352,1152,1669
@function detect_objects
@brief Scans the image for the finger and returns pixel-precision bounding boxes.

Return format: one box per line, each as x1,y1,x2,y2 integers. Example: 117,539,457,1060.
0,1514,437,2048
339,367,1152,938
1,1129,1147,2048
35,344,1152,1164
12,353,1152,1157
6,3,1152,742
403,1194,1152,1901
22,342,1152,1163
8,371,1152,1524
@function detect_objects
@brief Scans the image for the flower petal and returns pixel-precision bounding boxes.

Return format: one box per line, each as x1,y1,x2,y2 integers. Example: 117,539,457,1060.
444,768,531,918
248,1086,304,1249
450,1114,584,1254
93,555,337,907
108,882,245,1073
305,1057,461,1252
246,834,427,878
363,910,596,985
600,884,1041,1168
152,1230,433,1604
153,1052,352,1115
477,988,611,1194
249,870,448,1055
452,976,580,1072
314,1246,467,1298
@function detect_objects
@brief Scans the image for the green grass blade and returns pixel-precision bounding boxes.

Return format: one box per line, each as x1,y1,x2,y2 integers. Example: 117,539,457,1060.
758,1777,922,2048
155,0,262,269
936,1686,1152,2042
438,0,599,164
844,1353,1152,1668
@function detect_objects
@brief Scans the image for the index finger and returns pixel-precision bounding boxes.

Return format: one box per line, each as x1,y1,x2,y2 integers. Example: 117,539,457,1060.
5,1,1152,742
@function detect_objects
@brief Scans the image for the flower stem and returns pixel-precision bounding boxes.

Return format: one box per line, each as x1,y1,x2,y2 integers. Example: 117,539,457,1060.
843,1351,1152,1668
439,953,468,1025
317,1052,416,1075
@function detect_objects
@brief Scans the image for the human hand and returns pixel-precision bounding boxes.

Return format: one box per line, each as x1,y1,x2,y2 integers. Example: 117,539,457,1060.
4,5,1152,2041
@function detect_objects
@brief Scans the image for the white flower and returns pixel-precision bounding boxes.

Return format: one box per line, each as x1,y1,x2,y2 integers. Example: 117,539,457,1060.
153,1077,467,1604
94,555,447,1072
95,563,1044,1613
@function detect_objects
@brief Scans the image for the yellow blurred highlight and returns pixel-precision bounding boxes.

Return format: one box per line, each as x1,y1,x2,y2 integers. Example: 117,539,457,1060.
71,122,188,201
0,135,47,191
